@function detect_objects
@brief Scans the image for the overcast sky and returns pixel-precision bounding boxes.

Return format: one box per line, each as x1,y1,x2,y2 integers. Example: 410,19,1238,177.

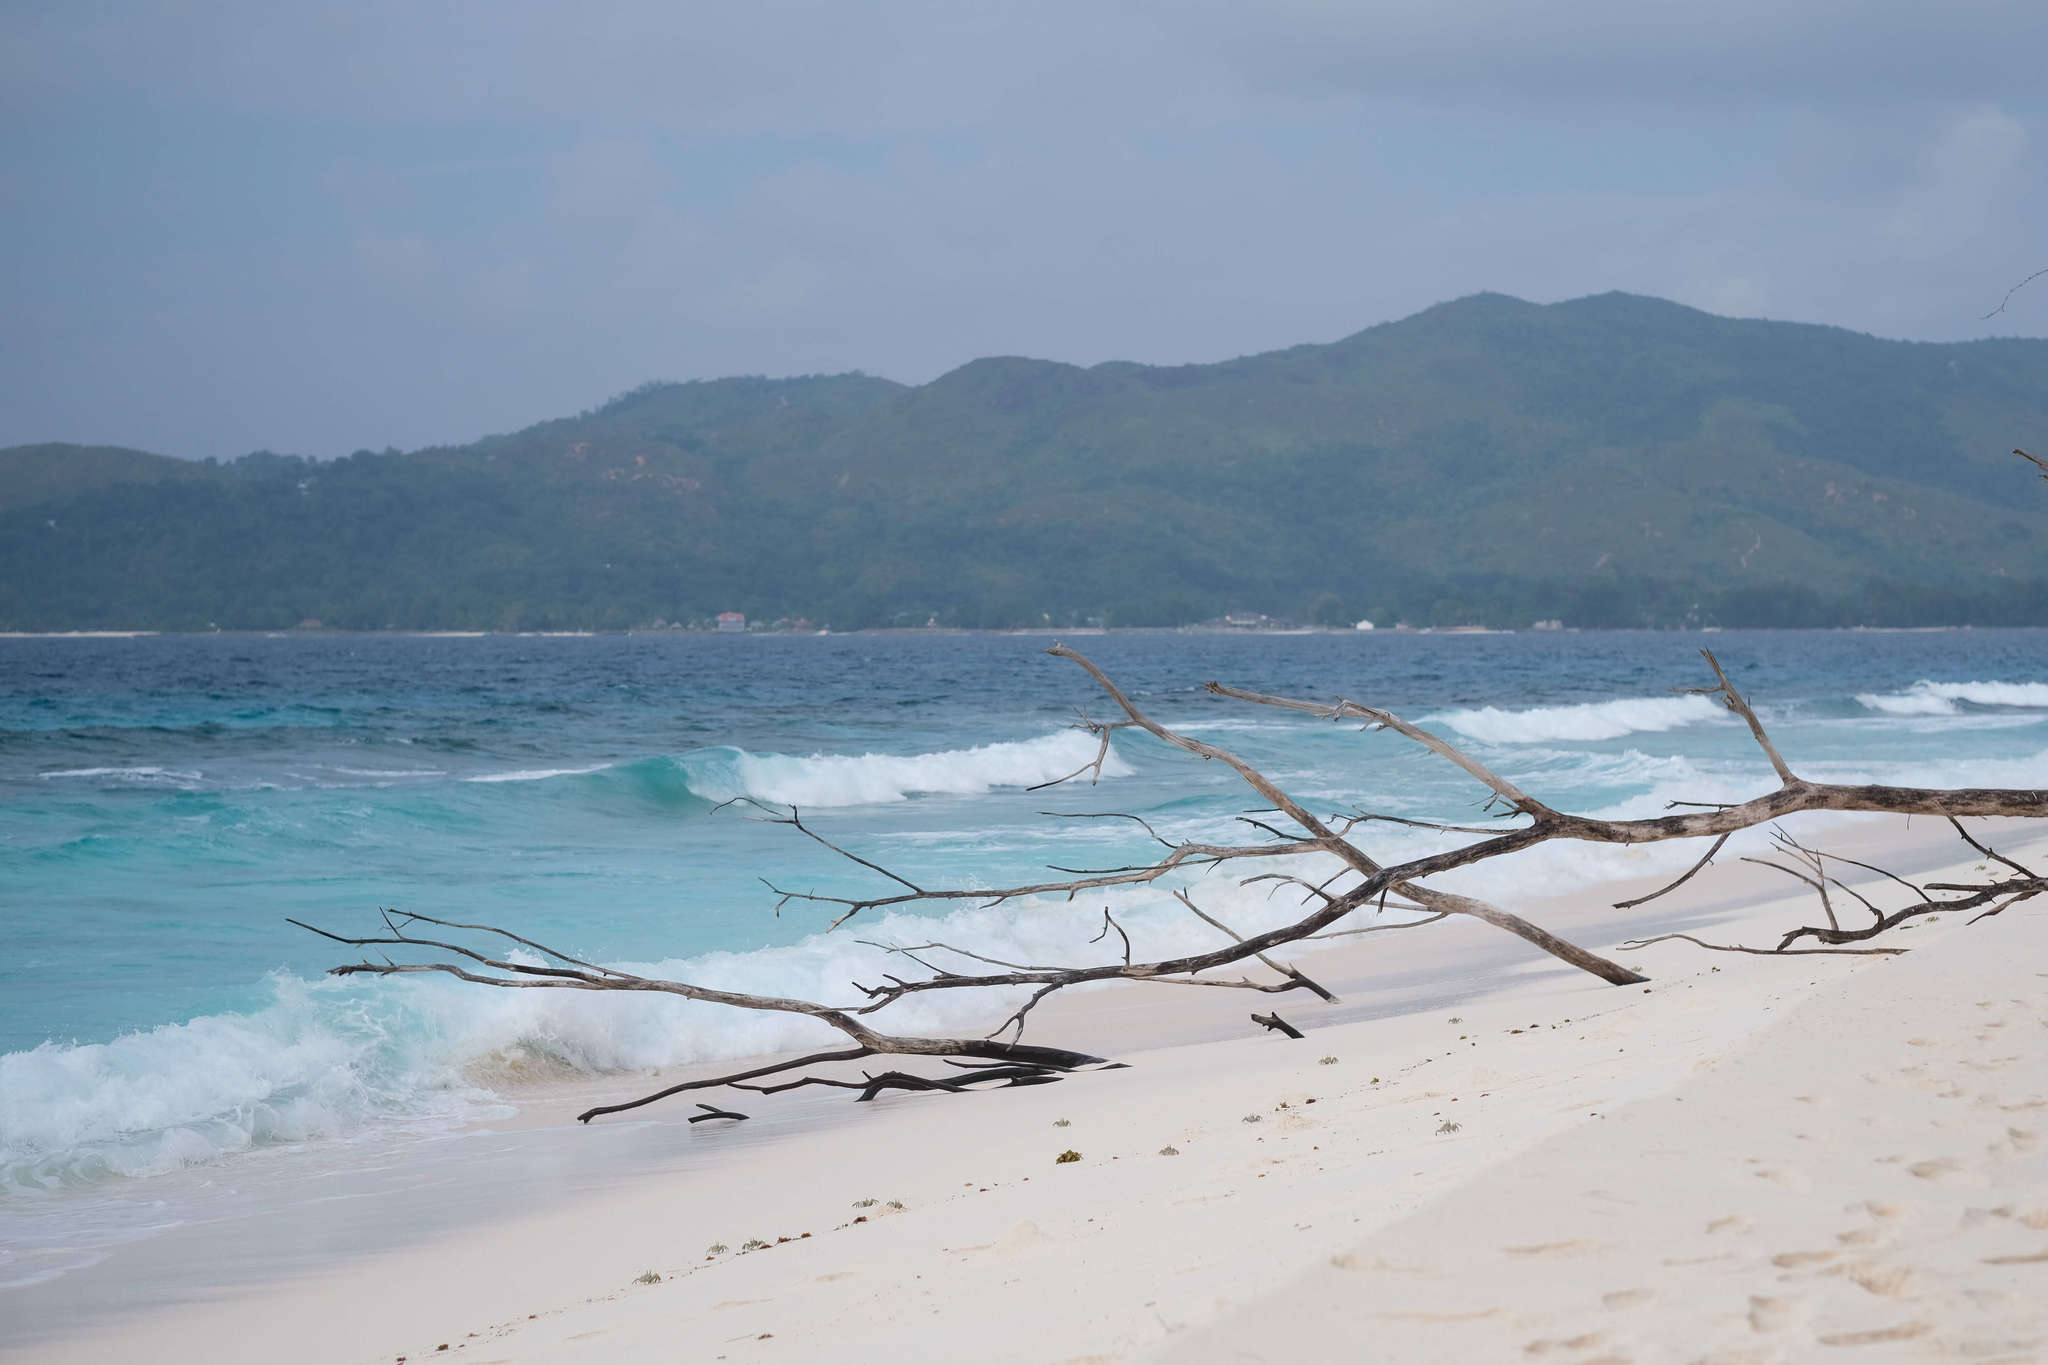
4,0,2044,459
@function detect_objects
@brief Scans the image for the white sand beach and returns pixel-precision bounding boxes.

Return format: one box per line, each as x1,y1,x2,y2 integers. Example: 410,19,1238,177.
10,821,2046,1365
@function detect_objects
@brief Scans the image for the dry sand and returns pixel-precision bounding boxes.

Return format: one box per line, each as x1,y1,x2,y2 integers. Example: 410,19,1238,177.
10,821,2046,1365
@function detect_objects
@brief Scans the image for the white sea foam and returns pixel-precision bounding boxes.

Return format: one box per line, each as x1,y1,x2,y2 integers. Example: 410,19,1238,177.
683,731,1132,807
1424,695,1725,744
38,766,202,784
463,764,614,784
12,742,2044,1202
0,874,1265,1196
1856,680,2048,716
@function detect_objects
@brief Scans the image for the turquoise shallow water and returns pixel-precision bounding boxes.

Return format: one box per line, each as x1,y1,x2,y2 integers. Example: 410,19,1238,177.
4,628,2048,1283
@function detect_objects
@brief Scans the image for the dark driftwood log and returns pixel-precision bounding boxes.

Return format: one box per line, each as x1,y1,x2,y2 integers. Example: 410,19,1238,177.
687,1103,749,1123
1252,1012,1305,1039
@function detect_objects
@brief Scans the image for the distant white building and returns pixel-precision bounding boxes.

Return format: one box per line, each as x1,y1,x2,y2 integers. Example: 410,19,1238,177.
716,612,746,633
1354,619,1375,631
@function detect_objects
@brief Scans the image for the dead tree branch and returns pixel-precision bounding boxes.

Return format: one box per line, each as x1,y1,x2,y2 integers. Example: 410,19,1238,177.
1618,822,2047,958
302,645,2048,1125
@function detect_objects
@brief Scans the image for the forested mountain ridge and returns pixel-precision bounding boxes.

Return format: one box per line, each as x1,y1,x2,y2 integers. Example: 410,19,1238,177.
5,292,2046,631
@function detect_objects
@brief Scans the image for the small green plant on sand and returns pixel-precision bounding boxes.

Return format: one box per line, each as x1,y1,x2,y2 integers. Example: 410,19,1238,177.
706,1242,729,1255
1241,1113,1262,1124
1317,1055,1338,1065
741,1238,769,1251
1436,1120,1462,1135
884,1200,904,1211
1055,1149,1082,1164
1158,1145,1180,1156
851,1198,876,1208
634,1270,662,1285
1053,1118,1070,1127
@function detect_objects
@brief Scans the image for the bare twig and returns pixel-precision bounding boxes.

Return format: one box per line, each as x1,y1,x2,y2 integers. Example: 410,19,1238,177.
1619,932,1906,957
1984,270,2048,319
1613,832,1732,909
1683,650,1796,784
1027,715,1137,789
1090,908,1133,966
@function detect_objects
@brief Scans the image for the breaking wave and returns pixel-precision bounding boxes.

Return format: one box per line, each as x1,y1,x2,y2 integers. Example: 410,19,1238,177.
1424,695,1725,744
37,766,202,786
13,737,2045,1203
1856,681,2048,717
0,871,1307,1197
26,732,1131,809
674,730,1130,807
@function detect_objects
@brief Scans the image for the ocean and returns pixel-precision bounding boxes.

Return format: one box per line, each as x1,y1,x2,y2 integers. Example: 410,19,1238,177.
5,628,2048,1292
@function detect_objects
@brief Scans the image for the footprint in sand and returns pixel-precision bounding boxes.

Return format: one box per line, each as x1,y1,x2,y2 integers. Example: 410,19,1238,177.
1706,1215,1754,1236
1843,1261,1914,1298
1329,1253,1432,1274
1958,1204,2013,1228
1503,1239,1602,1257
1521,1330,1608,1355
1601,1288,1655,1309
1747,1294,1798,1334
1907,1157,1965,1182
1814,1321,1930,1347
991,1220,1051,1255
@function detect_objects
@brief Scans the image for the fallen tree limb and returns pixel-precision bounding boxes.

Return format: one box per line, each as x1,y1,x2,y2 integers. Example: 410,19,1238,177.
1252,1012,1305,1039
301,642,2048,1124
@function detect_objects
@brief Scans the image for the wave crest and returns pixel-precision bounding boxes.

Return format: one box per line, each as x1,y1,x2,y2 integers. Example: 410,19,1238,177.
1856,681,2048,716
1424,695,1724,744
679,731,1130,807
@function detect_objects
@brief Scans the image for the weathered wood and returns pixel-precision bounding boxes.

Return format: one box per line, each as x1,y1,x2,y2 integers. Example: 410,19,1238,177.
687,1104,750,1123
1252,1012,1305,1039
301,637,2048,1126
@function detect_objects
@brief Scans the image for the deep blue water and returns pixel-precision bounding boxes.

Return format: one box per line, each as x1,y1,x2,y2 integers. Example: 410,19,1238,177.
4,627,2048,1275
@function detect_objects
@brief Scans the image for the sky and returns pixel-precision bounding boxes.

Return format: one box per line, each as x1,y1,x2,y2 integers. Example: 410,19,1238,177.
3,0,2045,460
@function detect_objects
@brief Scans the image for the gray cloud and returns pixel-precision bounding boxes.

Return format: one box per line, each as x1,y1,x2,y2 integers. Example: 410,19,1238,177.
1183,0,2048,107
2,2,2043,459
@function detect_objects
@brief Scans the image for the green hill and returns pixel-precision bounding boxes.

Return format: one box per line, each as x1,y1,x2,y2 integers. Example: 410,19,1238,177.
0,443,212,512
4,293,2046,631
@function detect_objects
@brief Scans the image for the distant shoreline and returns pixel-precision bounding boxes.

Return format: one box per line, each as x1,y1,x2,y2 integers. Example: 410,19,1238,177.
0,623,2009,640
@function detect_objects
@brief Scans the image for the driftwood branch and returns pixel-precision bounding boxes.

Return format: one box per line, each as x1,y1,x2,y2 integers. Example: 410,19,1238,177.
302,641,2048,1125
1619,932,1907,958
1614,832,1731,909
1619,821,2047,958
688,1104,749,1123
